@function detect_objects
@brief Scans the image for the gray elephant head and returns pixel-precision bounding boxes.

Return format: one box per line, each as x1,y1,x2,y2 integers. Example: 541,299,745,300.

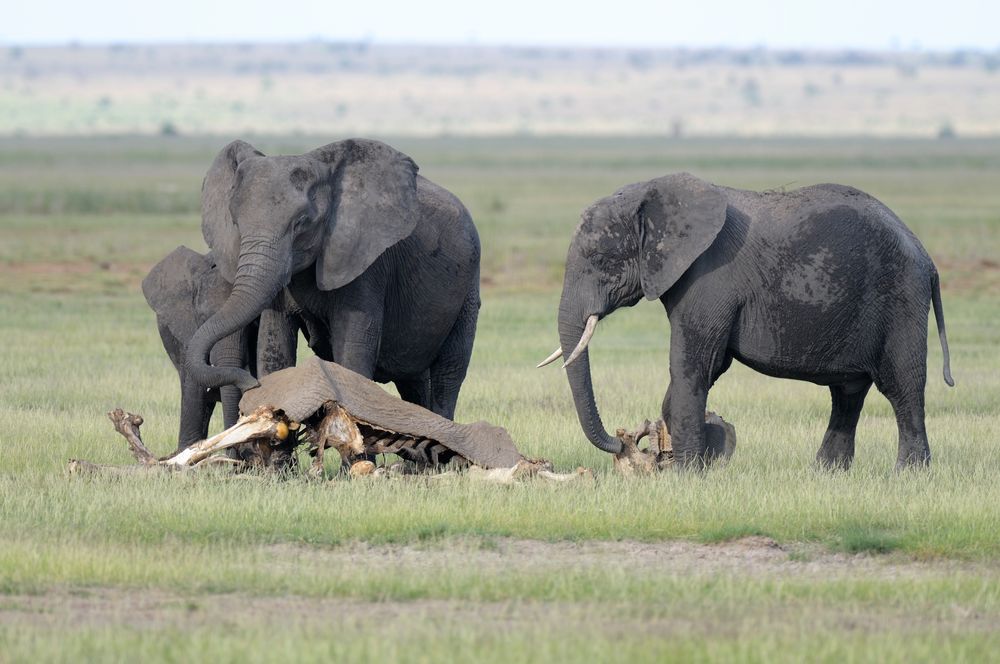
185,138,420,391
550,173,727,453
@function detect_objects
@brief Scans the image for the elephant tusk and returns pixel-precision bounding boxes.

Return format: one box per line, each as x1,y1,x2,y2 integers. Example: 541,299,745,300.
562,315,599,369
536,347,563,368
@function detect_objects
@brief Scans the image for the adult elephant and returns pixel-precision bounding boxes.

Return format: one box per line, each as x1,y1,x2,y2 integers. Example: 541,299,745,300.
184,138,480,425
540,173,953,470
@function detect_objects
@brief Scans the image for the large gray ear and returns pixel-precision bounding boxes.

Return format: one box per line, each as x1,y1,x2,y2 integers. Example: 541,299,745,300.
201,140,264,284
637,173,728,300
308,139,419,291
142,246,213,342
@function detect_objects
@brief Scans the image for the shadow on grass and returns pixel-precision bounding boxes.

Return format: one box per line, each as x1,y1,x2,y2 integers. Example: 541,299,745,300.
697,524,774,545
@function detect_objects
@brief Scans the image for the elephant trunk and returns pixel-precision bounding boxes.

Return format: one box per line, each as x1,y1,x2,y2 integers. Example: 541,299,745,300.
209,328,249,428
558,297,622,455
185,235,289,392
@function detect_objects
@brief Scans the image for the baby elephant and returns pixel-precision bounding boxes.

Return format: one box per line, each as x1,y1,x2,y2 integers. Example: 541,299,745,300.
143,246,258,449
544,173,953,470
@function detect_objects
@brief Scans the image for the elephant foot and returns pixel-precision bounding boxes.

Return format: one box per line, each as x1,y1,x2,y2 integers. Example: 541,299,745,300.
704,412,737,463
894,449,931,471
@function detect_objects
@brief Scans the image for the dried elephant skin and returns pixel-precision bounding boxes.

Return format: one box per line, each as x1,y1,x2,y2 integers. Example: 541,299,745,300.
239,357,524,469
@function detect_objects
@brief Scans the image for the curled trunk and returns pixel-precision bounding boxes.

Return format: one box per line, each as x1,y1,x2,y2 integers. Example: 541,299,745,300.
185,236,287,393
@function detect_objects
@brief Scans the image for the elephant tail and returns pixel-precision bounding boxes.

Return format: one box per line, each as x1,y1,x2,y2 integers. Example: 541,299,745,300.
931,270,955,387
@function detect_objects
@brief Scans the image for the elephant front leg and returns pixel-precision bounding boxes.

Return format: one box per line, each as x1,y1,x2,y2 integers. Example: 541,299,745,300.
177,368,216,450
327,279,385,379
210,328,249,429
663,377,710,468
258,305,298,378
664,328,730,469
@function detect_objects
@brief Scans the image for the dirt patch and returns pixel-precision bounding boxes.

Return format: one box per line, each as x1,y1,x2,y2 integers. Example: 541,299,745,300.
265,536,936,576
259,536,982,581
4,585,997,638
0,260,149,294
4,538,999,637
939,257,1000,295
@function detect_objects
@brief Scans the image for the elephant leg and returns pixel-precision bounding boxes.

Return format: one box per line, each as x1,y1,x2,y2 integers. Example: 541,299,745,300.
428,290,480,419
328,280,385,379
211,329,249,429
664,325,732,469
816,379,872,470
258,303,298,378
220,386,242,428
396,372,432,410
875,355,930,470
178,367,215,450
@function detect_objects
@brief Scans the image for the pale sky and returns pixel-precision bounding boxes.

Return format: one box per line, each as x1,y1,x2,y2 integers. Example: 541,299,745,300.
4,0,998,51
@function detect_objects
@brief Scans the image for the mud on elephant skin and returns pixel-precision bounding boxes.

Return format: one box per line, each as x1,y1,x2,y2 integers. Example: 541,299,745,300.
185,138,481,427
543,173,953,471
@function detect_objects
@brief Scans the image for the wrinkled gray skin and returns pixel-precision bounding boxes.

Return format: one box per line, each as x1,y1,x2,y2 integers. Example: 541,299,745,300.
143,246,257,448
556,173,953,470
184,139,480,429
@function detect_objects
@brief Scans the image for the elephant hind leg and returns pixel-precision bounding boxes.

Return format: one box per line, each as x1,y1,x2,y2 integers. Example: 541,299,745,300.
874,337,931,469
428,289,480,420
816,379,872,471
885,386,931,469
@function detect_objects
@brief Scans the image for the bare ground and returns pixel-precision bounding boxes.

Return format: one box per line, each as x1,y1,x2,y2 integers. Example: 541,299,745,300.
260,535,997,581
4,538,1000,636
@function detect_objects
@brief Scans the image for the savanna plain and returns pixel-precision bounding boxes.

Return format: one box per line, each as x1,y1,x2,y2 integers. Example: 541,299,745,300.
1,135,999,661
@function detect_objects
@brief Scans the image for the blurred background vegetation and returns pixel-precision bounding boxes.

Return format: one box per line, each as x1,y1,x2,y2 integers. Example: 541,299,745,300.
2,43,999,137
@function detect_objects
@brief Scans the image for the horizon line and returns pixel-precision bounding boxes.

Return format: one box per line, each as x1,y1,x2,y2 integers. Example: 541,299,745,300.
3,38,999,55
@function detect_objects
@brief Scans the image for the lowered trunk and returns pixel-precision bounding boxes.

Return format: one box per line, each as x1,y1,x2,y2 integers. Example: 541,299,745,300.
558,307,622,454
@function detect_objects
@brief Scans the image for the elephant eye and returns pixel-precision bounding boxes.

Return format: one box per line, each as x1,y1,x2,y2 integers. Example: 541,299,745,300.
293,214,310,231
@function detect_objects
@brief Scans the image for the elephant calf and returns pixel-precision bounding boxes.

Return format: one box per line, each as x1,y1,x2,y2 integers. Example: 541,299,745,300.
143,246,258,449
544,173,953,470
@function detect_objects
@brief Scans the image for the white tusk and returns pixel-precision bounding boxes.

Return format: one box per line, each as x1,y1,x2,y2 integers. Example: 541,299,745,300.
562,315,599,369
536,347,563,368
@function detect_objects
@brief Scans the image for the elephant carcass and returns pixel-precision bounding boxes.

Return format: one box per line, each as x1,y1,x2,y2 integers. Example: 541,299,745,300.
613,412,736,476
239,357,524,470
68,407,288,476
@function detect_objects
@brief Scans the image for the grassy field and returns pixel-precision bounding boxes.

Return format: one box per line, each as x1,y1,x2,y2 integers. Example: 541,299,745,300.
1,136,1000,661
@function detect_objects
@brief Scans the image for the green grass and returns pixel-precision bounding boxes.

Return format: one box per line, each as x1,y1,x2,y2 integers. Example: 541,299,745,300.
2,136,1000,661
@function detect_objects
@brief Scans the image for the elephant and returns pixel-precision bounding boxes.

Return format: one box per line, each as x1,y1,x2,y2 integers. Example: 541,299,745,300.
540,173,953,470
184,138,480,430
143,246,257,448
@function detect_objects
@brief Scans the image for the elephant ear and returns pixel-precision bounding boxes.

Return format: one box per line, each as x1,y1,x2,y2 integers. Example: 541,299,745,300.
308,139,420,291
636,173,728,300
201,140,264,284
142,246,213,342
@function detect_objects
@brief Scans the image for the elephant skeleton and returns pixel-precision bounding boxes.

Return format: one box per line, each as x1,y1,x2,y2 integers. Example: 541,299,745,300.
74,358,734,479
75,358,593,482
612,413,736,475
